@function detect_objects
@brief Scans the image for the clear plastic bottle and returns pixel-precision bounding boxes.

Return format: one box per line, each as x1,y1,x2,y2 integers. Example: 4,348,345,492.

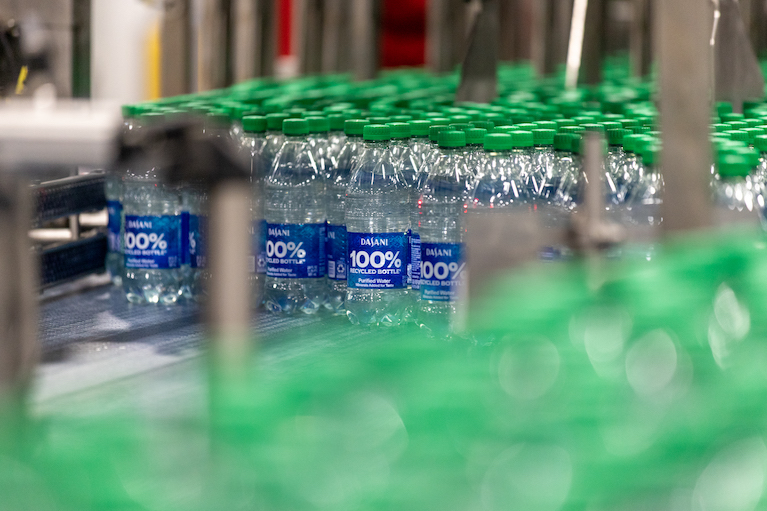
509,130,536,201
325,119,368,314
345,124,410,326
531,128,556,203
409,123,449,319
241,115,268,306
417,130,470,336
262,113,289,174
264,118,326,314
326,113,348,162
754,135,767,181
463,127,488,176
408,120,432,168
619,142,664,259
122,112,182,305
470,133,521,209
306,116,334,181
714,147,760,227
388,122,420,320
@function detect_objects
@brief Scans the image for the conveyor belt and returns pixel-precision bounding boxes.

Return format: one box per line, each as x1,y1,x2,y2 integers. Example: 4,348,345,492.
33,282,409,409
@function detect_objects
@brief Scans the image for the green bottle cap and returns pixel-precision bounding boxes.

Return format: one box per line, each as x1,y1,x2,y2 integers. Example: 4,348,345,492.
409,120,431,137
560,125,585,134
429,125,450,142
438,130,466,148
266,113,289,131
554,133,572,151
484,133,513,151
306,116,330,133
282,118,309,135
516,122,538,131
465,128,487,145
449,123,473,131
450,114,472,123
623,134,641,153
429,117,451,126
570,134,583,154
601,121,622,132
746,118,762,128
363,124,391,141
328,113,346,131
716,101,734,116
471,120,494,130
727,121,748,130
532,129,555,146
493,125,515,134
721,112,745,122
556,118,577,129
712,123,730,133
725,130,749,143
718,151,751,178
641,143,660,167
619,118,639,129
387,122,411,139
510,130,534,148
368,116,390,125
607,128,629,146
582,123,605,133
743,127,764,142
344,119,369,136
122,105,136,118
390,115,413,122
242,115,267,133
535,121,557,130
754,135,767,152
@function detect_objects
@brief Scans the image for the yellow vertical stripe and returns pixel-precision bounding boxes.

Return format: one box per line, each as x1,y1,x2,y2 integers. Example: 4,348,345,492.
146,19,161,100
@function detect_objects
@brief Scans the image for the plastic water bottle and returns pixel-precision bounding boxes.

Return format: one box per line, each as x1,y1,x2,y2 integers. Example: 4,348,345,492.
470,133,521,208
620,142,664,257
714,147,759,227
105,171,123,286
122,112,182,304
388,122,421,318
345,124,410,326
509,130,535,200
540,133,571,208
262,113,289,171
325,119,368,314
263,118,326,314
556,133,584,209
408,120,432,168
464,127,488,175
306,116,334,180
327,113,348,161
754,135,767,181
241,115,268,306
531,128,556,203
417,130,470,336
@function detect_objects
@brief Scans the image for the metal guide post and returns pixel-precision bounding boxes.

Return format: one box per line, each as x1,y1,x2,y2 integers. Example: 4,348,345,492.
296,0,324,75
198,0,232,90
162,0,193,96
0,178,38,395
427,0,472,74
233,0,276,80
630,0,653,78
565,0,605,88
658,0,712,232
350,0,383,80
531,0,572,76
455,0,499,104
711,0,764,112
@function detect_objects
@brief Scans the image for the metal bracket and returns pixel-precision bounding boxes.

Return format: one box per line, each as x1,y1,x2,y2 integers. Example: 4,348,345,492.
455,0,499,104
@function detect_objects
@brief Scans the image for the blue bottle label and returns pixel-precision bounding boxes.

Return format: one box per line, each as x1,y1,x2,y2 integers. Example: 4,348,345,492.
266,223,325,279
124,215,181,269
107,200,122,252
420,242,465,302
410,232,421,290
189,214,207,269
347,232,408,289
250,219,268,274
181,211,190,266
326,223,347,281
